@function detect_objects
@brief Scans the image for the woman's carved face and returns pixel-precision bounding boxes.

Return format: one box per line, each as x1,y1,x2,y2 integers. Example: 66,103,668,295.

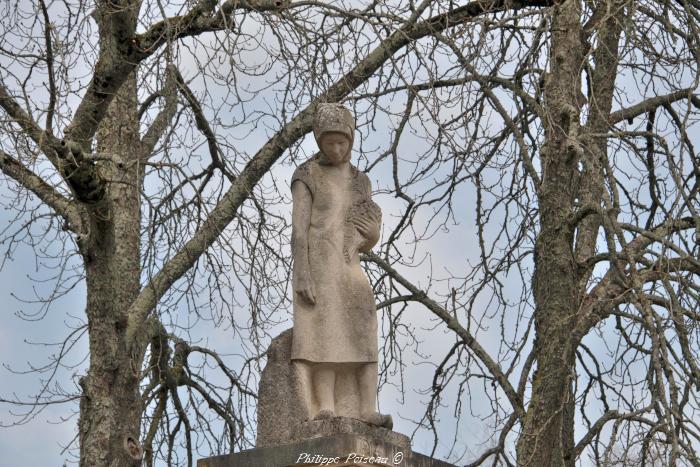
319,132,351,165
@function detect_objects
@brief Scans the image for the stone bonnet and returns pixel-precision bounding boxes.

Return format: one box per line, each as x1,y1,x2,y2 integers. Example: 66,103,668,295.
313,103,355,145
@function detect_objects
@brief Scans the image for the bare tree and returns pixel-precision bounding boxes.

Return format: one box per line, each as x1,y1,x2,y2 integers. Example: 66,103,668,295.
1,0,698,466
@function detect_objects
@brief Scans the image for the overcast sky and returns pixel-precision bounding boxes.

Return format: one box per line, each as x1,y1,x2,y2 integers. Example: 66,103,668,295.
3,1,696,466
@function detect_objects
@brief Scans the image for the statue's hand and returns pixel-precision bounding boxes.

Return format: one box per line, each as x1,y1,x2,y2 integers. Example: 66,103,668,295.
353,209,380,244
353,217,373,237
294,269,316,305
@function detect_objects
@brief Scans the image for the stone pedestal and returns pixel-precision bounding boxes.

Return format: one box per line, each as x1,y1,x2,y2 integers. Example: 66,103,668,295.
198,417,455,467
198,330,456,467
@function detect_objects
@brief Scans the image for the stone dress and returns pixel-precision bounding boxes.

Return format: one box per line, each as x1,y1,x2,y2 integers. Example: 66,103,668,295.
291,154,381,363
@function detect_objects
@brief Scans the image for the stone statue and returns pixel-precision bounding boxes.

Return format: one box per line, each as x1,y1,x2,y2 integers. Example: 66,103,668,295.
230,103,455,464
290,103,391,428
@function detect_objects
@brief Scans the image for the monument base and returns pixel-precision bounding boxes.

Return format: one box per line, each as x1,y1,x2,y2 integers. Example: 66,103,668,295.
198,417,455,467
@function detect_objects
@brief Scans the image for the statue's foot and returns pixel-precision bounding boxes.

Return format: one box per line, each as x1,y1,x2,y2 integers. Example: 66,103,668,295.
360,411,393,430
313,409,336,420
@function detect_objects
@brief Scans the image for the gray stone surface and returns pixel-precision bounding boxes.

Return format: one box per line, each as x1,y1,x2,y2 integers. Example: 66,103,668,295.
213,409,454,466
256,328,310,448
290,417,410,450
199,431,456,467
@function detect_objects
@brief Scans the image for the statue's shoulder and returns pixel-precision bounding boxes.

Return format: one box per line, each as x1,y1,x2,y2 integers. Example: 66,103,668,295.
291,154,321,194
293,154,321,174
349,164,372,193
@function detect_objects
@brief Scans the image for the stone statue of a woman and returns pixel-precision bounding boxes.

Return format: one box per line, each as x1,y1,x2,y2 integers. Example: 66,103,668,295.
290,103,391,428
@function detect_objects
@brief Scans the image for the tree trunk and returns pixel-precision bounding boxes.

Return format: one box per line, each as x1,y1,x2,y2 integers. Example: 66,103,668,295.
78,72,144,467
516,1,583,465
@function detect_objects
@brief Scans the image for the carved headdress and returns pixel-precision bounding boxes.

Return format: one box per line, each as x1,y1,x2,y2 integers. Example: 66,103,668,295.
313,103,355,144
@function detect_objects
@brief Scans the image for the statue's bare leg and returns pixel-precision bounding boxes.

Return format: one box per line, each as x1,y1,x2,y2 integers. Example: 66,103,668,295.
293,360,315,420
357,363,393,429
313,364,336,419
358,362,378,416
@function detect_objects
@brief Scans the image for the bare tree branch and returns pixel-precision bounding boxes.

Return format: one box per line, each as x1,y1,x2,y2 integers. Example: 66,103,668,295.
0,149,84,232
364,251,525,419
125,0,556,350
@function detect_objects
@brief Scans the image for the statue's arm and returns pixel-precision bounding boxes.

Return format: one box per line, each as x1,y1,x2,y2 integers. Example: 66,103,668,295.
291,180,316,305
355,175,381,252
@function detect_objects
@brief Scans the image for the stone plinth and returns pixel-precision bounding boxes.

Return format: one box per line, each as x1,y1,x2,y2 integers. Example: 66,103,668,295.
198,418,455,467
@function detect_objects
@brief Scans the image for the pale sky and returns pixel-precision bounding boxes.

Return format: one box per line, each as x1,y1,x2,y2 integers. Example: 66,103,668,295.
2,1,697,467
